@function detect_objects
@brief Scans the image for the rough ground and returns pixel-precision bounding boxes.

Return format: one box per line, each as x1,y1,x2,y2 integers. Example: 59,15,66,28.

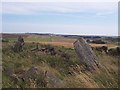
2,42,119,88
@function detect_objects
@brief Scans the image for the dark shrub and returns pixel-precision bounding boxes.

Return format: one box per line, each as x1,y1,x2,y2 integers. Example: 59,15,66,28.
2,39,9,42
91,40,106,44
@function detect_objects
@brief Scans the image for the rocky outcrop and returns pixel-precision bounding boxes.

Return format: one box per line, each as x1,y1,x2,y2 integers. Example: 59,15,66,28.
74,38,99,71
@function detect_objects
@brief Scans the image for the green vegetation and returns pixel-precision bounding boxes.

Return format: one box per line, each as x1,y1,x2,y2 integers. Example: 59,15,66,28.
2,39,9,42
2,38,119,88
4,35,75,43
25,36,52,42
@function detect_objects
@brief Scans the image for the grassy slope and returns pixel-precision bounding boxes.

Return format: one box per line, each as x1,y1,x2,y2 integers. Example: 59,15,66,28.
2,41,118,88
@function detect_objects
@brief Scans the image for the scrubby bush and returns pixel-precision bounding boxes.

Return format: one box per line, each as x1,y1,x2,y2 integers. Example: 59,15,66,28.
91,40,106,44
2,39,9,42
108,47,120,56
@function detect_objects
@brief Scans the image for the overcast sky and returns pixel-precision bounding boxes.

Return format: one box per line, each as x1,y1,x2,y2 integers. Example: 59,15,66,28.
1,1,118,36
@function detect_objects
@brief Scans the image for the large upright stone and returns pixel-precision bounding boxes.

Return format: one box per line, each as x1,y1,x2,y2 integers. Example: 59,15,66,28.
73,38,99,71
13,36,25,52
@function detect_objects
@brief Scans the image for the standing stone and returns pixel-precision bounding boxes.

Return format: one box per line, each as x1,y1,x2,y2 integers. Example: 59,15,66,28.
73,38,99,71
13,36,25,52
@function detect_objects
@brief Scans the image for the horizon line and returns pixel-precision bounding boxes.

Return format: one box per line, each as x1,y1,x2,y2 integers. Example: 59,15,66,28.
1,32,119,37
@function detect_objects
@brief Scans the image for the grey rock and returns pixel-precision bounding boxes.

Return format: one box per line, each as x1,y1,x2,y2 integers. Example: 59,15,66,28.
13,36,25,52
5,68,14,76
74,38,99,71
23,66,39,81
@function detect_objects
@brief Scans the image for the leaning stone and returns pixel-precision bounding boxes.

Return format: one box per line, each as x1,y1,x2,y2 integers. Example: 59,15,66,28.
73,38,100,71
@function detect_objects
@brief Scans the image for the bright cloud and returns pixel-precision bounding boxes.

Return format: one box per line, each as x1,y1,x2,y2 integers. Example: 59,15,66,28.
1,0,119,2
2,2,118,16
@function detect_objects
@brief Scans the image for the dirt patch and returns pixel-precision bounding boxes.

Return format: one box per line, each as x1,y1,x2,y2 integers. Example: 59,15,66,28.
89,44,107,47
26,41,73,48
27,41,117,48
